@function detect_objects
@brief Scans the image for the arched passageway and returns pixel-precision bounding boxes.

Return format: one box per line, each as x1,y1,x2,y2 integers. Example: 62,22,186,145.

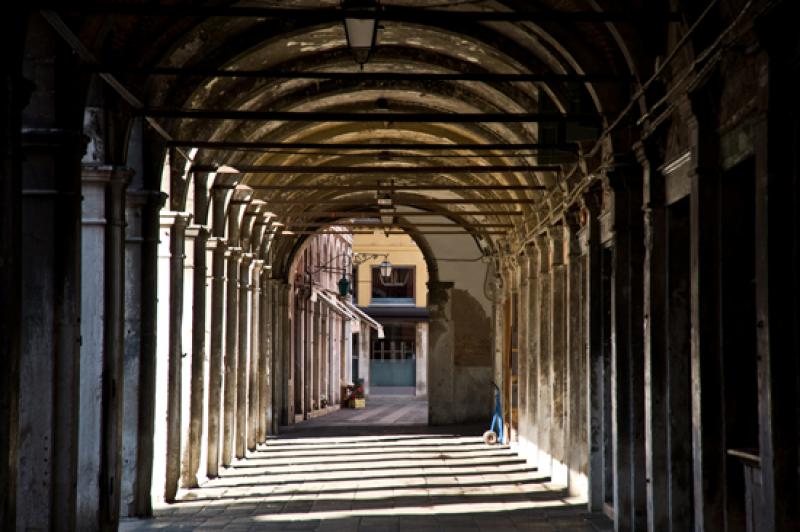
1,2,799,531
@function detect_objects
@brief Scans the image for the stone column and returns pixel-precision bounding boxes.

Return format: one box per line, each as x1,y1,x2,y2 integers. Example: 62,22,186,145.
235,254,252,459
639,142,671,532
178,226,196,489
17,126,83,530
248,260,263,451
186,227,209,487
281,283,292,425
565,211,587,498
258,272,272,440
77,168,109,530
314,305,330,408
359,323,371,395
427,281,455,425
535,233,552,476
152,212,190,504
415,322,428,397
270,280,284,432
607,168,647,532
516,255,530,454
524,242,540,464
222,247,241,466
548,224,568,487
753,19,800,528
205,237,226,477
77,165,131,529
120,189,162,517
134,188,166,517
580,186,605,512
686,96,725,532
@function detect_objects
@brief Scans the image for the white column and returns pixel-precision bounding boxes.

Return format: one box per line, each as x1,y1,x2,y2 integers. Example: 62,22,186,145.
416,322,428,397
76,170,108,530
152,211,191,505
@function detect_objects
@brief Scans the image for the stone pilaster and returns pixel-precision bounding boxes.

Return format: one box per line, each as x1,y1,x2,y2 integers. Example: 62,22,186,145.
427,281,455,425
235,253,252,459
222,247,241,466
205,237,226,477
548,224,568,487
534,233,552,476
77,165,131,530
186,226,209,487
579,184,605,512
247,259,263,451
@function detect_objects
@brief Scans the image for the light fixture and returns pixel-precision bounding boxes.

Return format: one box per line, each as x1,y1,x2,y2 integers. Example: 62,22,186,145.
379,260,392,280
377,193,392,207
341,0,380,67
379,207,395,225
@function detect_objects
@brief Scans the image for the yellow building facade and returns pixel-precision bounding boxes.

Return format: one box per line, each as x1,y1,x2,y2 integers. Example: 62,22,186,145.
352,232,429,397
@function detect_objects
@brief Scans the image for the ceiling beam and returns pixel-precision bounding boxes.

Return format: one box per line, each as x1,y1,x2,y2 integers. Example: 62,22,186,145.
146,109,601,124
287,222,514,228
262,198,538,204
219,184,544,191
98,67,630,83
178,141,577,152
193,164,559,174
274,230,508,236
277,210,524,217
58,5,682,22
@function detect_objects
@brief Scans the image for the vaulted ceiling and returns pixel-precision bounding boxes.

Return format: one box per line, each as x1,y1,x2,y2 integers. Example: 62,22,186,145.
62,0,676,259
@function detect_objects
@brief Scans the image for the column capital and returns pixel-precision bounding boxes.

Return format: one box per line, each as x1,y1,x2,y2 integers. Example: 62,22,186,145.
426,280,454,306
81,165,134,185
159,211,192,229
206,236,226,251
225,247,243,259
548,224,565,266
127,189,167,209
185,224,210,240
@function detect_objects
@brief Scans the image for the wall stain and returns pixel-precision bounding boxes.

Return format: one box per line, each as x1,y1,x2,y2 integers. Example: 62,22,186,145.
452,289,491,366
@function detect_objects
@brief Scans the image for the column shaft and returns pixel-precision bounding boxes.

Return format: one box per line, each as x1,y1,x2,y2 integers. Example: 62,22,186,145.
222,248,241,466
206,239,226,477
235,255,251,458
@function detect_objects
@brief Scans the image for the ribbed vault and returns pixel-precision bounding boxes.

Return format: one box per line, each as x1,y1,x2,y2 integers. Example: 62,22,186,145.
64,0,674,274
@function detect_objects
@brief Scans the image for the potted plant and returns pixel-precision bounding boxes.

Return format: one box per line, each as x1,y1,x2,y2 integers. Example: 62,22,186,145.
344,379,366,408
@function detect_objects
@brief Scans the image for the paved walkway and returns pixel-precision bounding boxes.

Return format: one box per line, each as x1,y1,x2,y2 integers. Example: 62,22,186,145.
120,397,611,531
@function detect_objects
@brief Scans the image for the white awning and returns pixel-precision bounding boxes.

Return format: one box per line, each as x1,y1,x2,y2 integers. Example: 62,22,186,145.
312,288,384,339
339,298,384,339
313,288,357,320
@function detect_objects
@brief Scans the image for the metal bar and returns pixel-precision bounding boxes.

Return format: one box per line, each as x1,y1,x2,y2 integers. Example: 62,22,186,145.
286,222,514,227
177,140,577,151
278,210,524,217
55,5,682,22
274,230,508,236
194,164,558,174
227,184,544,191
263,198,538,204
147,109,601,124
96,67,629,83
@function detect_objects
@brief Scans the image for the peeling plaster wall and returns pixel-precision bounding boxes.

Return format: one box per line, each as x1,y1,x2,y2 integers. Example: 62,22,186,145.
420,215,494,424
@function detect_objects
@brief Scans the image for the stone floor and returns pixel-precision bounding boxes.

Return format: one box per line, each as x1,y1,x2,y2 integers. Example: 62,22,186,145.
120,397,612,531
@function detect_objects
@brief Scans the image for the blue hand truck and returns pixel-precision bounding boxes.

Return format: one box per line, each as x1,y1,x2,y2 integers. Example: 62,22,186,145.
483,382,504,445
